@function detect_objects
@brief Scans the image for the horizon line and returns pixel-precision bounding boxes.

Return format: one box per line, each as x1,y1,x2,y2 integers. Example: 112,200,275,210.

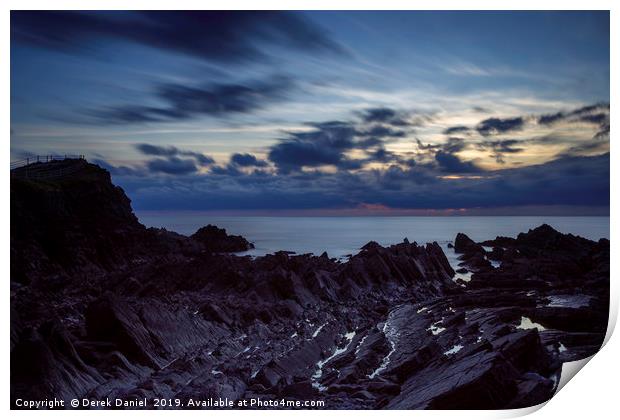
134,205,610,217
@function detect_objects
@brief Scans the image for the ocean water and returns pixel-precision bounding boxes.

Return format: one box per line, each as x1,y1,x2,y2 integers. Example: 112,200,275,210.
136,213,610,264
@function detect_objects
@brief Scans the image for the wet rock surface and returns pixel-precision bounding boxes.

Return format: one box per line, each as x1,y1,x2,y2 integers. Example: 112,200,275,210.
10,162,609,409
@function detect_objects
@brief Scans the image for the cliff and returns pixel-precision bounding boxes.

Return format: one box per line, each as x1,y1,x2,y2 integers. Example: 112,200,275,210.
11,160,145,285
11,160,253,286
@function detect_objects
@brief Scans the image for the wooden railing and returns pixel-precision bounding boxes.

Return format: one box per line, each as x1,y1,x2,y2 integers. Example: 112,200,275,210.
10,155,86,180
10,155,85,170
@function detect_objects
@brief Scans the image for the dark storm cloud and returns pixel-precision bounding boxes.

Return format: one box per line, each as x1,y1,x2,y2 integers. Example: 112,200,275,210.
361,107,398,123
569,103,610,120
268,121,358,173
434,151,482,173
356,136,384,149
182,152,216,166
579,113,608,124
537,112,565,125
268,136,348,172
359,107,411,127
87,106,175,124
537,103,609,138
477,139,525,164
210,164,242,176
91,76,293,124
362,125,407,138
443,125,470,135
147,157,197,175
441,137,466,154
157,77,291,116
413,137,480,174
230,153,269,167
368,148,401,164
476,117,525,136
135,143,215,167
266,116,416,173
135,144,178,157
487,139,525,153
443,103,611,144
92,159,147,177
11,11,343,63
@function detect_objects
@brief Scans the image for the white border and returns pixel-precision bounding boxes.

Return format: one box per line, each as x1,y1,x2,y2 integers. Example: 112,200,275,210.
1,1,617,10
2,2,616,419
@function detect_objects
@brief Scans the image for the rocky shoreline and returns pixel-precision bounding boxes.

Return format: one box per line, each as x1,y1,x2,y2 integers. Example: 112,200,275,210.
10,160,609,409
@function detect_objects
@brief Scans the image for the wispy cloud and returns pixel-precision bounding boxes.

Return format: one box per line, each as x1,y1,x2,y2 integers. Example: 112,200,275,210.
11,11,344,63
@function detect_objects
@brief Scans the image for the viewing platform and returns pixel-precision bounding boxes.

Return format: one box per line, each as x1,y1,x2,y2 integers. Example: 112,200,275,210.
10,155,87,180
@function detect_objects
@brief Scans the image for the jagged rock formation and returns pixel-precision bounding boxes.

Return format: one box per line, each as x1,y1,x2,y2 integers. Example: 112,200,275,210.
10,160,609,409
191,225,254,252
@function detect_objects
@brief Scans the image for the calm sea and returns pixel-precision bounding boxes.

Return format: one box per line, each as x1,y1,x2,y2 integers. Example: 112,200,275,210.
136,213,610,264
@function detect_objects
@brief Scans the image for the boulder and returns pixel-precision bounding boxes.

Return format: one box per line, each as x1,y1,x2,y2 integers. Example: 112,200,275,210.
191,224,254,253
454,233,484,255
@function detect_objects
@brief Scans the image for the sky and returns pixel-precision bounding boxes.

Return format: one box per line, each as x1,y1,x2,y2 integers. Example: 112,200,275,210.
10,11,610,214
